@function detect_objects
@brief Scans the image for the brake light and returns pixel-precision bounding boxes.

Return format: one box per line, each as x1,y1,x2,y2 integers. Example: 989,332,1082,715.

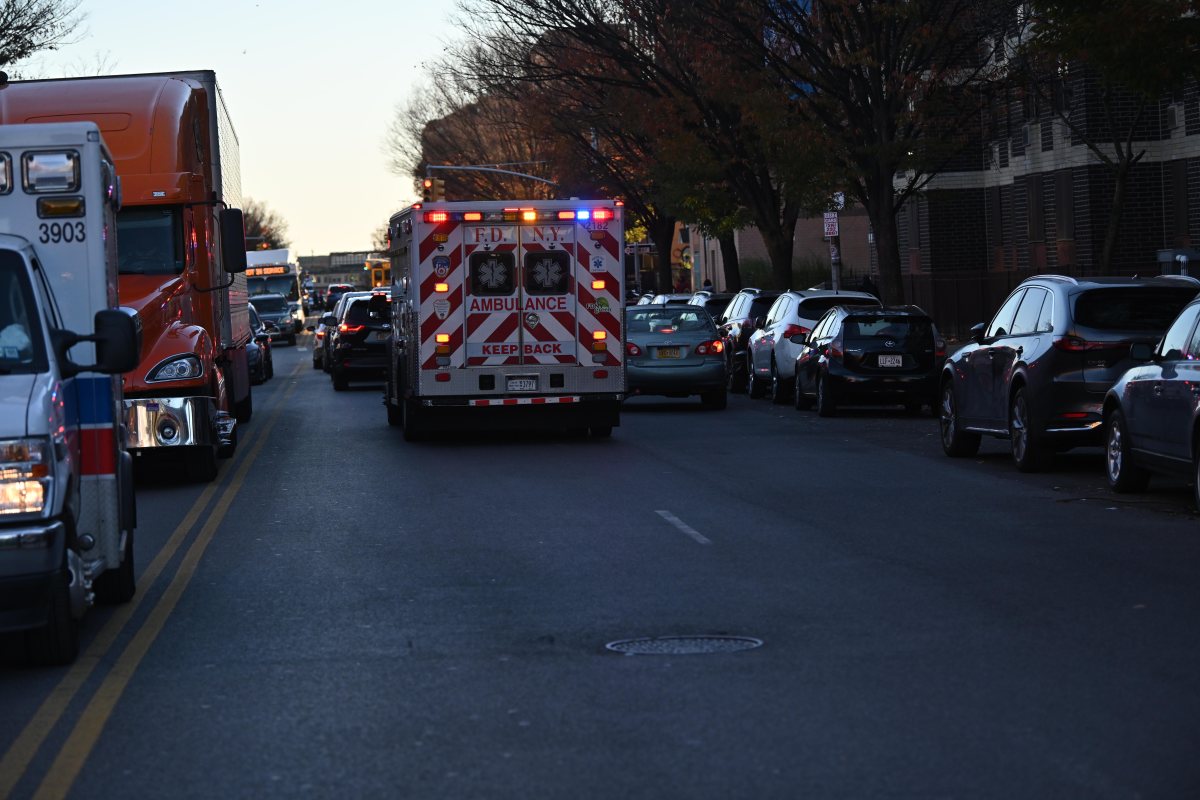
626,342,642,356
424,211,448,223
695,340,725,355
338,323,364,334
781,324,810,340
1053,336,1113,352
593,208,614,221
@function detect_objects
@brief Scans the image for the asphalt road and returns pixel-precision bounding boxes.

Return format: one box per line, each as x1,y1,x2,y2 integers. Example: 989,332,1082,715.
2,335,1198,799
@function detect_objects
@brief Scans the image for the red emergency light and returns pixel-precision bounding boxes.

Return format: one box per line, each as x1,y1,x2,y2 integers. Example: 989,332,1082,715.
592,209,614,221
424,211,449,223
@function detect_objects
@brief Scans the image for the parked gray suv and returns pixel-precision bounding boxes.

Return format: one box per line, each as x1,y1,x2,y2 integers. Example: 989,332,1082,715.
939,274,1200,472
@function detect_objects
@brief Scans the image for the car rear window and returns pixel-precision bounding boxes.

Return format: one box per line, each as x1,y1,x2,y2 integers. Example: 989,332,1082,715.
253,296,288,313
1073,287,1199,331
626,307,716,334
844,314,933,346
798,296,881,319
749,297,778,319
344,300,372,325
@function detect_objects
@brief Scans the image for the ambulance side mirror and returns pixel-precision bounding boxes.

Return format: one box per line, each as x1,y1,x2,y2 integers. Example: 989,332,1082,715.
53,309,141,378
91,309,141,374
220,208,248,274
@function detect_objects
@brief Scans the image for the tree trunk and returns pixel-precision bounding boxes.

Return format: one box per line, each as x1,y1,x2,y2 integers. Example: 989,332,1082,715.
650,215,677,293
758,206,800,289
867,183,904,305
719,231,741,292
1100,158,1132,273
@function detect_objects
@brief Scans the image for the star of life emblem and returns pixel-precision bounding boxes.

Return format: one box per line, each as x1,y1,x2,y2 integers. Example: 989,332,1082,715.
478,258,508,289
531,258,563,289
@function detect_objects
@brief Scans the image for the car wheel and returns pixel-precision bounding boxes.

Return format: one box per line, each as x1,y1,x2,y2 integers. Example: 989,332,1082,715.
1010,387,1052,473
727,359,747,393
769,361,791,405
332,370,348,391
747,356,766,399
25,558,78,666
1105,408,1150,492
702,387,728,410
93,530,135,605
939,381,981,457
815,374,836,417
794,374,813,410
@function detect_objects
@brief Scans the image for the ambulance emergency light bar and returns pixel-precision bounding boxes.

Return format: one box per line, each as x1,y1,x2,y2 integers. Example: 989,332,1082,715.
422,207,616,225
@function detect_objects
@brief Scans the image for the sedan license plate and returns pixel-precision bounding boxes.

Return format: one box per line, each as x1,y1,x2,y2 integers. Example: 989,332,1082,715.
656,346,682,359
507,376,537,392
878,354,903,367
372,331,389,342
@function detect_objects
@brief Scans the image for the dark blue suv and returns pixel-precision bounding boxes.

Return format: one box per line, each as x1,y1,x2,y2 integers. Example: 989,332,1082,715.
939,274,1200,472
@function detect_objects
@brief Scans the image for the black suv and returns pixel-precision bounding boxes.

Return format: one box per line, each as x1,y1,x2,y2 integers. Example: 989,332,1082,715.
939,274,1200,471
716,288,781,392
794,305,943,415
329,292,391,391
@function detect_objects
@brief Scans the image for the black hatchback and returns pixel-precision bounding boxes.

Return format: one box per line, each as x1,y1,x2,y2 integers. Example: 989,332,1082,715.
329,292,391,391
794,305,944,415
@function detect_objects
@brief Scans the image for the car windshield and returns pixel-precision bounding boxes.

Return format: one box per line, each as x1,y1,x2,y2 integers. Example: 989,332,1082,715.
249,275,299,302
253,296,289,313
844,314,933,347
117,208,184,275
0,251,48,374
1073,287,1199,331
626,307,715,334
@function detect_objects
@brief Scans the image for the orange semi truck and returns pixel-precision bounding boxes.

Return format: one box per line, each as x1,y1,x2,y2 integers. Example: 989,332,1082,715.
0,71,250,481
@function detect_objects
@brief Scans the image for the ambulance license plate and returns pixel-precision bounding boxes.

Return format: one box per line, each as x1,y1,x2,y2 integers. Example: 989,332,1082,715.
878,354,903,367
656,347,681,359
507,376,537,392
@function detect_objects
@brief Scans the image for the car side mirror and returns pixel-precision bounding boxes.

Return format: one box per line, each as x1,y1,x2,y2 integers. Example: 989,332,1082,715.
219,207,248,274
1129,342,1155,362
970,322,986,344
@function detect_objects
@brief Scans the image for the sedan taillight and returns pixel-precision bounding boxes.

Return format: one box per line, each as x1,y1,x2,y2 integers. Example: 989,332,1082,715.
695,340,725,355
626,341,642,356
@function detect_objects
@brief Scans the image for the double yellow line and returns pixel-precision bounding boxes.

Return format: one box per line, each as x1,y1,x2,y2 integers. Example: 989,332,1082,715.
0,361,305,800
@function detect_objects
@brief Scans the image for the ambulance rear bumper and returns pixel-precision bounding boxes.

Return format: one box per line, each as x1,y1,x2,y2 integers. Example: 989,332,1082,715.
124,396,218,450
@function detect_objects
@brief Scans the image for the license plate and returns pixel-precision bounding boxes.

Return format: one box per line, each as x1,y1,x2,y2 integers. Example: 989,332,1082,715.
507,377,537,392
372,331,389,342
878,354,903,367
656,347,681,359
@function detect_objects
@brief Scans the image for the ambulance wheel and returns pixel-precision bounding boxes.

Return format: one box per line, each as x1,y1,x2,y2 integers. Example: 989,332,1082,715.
235,390,253,424
185,445,219,482
93,530,135,605
589,424,613,439
26,561,79,666
402,399,425,442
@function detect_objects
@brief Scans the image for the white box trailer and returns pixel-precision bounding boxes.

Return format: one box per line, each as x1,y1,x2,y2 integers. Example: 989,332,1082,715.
382,199,625,438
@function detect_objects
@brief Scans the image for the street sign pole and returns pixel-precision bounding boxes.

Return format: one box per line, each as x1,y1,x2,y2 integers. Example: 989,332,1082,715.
823,210,841,291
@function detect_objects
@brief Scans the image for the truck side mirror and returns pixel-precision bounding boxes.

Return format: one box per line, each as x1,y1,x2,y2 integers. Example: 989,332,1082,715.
220,208,248,274
92,309,141,374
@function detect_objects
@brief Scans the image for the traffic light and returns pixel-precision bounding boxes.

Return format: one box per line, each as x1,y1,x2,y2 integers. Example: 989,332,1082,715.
432,177,445,201
421,178,433,202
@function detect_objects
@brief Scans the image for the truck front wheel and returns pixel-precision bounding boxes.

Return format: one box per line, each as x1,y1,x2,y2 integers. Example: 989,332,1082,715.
25,561,79,666
93,530,136,604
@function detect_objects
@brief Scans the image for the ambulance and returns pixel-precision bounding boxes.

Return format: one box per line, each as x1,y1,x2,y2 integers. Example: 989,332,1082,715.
381,199,625,439
0,122,140,665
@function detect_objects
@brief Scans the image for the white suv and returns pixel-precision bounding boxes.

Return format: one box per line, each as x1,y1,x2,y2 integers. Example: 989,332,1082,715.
747,289,880,402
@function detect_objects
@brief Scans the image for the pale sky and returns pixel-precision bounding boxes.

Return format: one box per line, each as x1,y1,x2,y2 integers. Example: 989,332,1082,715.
17,0,459,256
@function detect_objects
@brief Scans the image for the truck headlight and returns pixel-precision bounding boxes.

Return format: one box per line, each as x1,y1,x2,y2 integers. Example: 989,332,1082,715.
0,438,50,516
146,354,204,383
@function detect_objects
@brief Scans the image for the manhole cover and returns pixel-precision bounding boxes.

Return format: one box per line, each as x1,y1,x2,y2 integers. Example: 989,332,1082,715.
605,635,763,655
